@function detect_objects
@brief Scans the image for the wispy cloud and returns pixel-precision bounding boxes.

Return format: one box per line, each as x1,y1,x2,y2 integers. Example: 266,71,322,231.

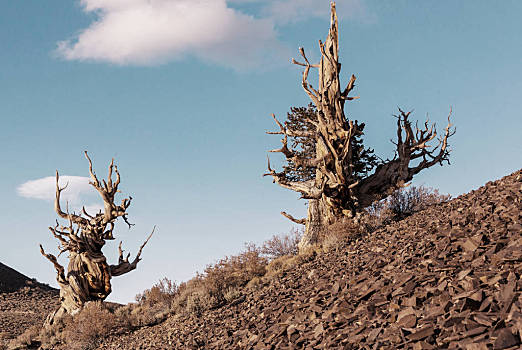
56,0,373,68
17,176,103,214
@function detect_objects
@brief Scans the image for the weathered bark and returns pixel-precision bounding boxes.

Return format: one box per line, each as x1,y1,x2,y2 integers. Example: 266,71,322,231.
265,3,455,250
298,199,328,251
40,152,154,325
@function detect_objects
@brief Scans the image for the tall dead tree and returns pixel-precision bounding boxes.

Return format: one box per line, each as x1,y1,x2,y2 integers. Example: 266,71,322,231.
265,3,455,250
40,152,154,324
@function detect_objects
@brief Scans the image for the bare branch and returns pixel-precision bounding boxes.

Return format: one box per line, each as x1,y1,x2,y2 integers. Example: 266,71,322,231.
82,206,94,219
341,74,357,99
281,211,306,225
40,244,67,285
84,151,100,188
54,171,88,226
264,156,320,198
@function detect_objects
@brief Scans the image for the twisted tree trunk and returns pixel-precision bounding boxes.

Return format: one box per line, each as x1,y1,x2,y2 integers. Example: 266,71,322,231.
265,3,454,251
40,152,154,325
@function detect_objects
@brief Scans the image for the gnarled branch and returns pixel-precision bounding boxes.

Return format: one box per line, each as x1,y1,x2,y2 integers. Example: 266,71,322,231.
40,245,67,285
110,227,155,277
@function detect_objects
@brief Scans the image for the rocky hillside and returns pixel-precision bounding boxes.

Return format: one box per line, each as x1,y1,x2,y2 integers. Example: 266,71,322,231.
0,264,59,346
96,169,521,349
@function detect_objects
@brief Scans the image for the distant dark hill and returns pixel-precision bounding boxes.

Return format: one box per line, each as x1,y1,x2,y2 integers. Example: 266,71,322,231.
0,262,59,343
0,262,39,293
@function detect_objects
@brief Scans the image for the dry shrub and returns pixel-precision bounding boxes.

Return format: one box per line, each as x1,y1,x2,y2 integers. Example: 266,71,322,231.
265,244,319,278
35,301,158,349
321,218,363,252
246,276,263,290
62,301,119,350
185,286,214,315
169,275,217,316
125,277,179,327
223,286,242,303
136,278,178,307
265,255,290,277
363,198,394,232
125,303,169,327
202,244,267,307
321,232,345,253
387,185,450,220
95,277,179,331
318,186,450,250
111,305,135,329
38,314,72,349
259,228,302,259
169,245,267,316
363,185,451,232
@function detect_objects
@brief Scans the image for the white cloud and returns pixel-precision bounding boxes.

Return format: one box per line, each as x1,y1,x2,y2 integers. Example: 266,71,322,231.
18,176,91,202
17,176,103,215
57,0,284,69
56,0,373,68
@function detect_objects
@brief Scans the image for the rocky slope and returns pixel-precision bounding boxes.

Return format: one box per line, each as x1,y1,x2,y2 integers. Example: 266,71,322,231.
97,169,521,349
0,264,59,346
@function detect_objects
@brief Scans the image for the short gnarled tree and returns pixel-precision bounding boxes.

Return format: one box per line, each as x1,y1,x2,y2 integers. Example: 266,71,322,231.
265,3,455,250
40,152,154,325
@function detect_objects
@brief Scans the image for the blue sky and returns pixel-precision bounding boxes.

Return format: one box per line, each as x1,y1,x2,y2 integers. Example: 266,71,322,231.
1,0,521,303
